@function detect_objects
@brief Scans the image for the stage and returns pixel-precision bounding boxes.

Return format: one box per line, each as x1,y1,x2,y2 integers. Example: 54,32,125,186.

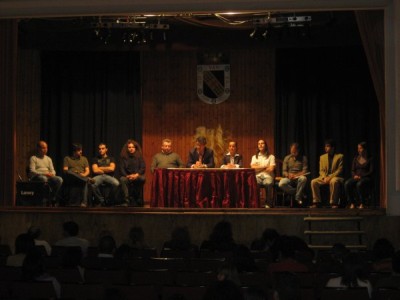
1,205,398,255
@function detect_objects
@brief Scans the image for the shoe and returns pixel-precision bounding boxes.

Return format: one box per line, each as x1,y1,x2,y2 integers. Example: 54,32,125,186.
295,199,303,207
310,202,319,208
265,204,271,209
358,204,365,209
119,202,128,207
331,205,339,209
349,203,355,209
80,203,87,208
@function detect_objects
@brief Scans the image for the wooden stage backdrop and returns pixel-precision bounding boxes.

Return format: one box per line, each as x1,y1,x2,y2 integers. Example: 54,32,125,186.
16,48,275,204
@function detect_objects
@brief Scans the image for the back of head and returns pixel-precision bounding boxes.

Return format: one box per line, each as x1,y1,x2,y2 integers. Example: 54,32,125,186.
170,226,192,250
15,233,35,254
210,221,233,243
129,226,145,244
63,221,79,237
373,238,395,260
98,235,117,254
27,226,41,240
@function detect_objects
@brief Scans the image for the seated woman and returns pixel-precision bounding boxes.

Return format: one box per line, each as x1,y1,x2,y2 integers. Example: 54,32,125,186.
250,139,276,208
345,142,373,209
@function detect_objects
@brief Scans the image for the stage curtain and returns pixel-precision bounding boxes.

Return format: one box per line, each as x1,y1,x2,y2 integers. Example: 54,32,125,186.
40,51,141,174
355,10,385,207
0,20,18,206
275,46,380,204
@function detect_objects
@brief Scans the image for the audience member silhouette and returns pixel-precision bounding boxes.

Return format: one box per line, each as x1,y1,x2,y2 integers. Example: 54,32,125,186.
216,262,241,286
203,277,244,300
128,226,150,249
27,226,52,256
55,221,90,257
250,228,280,252
273,271,301,300
266,235,309,275
22,247,61,298
375,250,400,288
326,252,372,298
317,243,349,274
371,238,395,272
163,226,198,253
201,221,237,253
6,233,35,267
232,244,257,273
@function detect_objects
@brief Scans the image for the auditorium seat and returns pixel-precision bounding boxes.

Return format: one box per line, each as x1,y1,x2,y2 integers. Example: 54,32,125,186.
61,282,105,300
373,287,400,300
9,280,57,300
160,248,198,259
162,286,207,300
110,284,159,300
239,271,272,288
47,267,84,284
320,287,370,300
175,271,216,286
130,269,175,286
84,268,130,285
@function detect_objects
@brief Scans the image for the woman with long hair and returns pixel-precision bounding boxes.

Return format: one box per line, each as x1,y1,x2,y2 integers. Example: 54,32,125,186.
250,139,276,208
344,142,373,209
119,139,146,207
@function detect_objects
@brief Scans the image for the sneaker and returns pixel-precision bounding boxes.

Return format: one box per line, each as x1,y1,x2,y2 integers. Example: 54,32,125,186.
349,203,355,209
331,205,339,209
265,204,271,209
358,204,365,209
120,202,128,207
309,202,319,208
80,203,87,208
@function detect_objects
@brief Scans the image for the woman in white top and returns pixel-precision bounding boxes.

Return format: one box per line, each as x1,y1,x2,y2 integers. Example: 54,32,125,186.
251,139,276,208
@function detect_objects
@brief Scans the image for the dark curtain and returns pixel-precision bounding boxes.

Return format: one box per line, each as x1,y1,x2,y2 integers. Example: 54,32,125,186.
275,46,380,198
0,20,18,205
355,11,385,205
41,51,141,175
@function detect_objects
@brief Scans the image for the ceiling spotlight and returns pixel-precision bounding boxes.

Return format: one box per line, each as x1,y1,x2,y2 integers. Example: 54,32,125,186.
262,29,268,38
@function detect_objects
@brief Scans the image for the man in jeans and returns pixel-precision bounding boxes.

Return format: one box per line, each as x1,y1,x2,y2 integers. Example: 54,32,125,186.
91,143,120,206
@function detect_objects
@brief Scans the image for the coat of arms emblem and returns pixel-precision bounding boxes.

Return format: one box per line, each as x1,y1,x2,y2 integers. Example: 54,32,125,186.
197,64,230,104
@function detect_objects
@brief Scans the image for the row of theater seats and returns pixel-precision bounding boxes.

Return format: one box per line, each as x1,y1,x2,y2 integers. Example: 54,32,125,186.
0,267,399,300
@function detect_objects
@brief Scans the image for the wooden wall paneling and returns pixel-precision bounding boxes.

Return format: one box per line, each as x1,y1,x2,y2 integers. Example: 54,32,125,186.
16,49,41,181
141,48,275,203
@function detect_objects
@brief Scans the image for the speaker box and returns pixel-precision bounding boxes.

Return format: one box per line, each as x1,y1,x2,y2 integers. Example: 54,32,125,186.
16,181,47,206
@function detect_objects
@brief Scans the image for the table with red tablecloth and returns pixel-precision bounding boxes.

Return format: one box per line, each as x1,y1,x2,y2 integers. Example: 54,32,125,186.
150,168,259,208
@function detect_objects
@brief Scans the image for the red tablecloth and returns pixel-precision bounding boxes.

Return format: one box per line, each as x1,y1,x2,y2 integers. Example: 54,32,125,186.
150,168,259,208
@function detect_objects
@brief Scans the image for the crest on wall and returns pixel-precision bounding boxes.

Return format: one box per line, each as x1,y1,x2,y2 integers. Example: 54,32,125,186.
197,64,230,104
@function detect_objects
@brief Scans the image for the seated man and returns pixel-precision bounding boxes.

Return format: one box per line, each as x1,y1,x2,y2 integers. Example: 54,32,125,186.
119,139,146,207
63,143,93,208
279,142,309,206
91,143,120,206
186,136,215,168
220,140,243,169
310,139,344,208
54,221,89,257
150,138,184,173
28,140,63,205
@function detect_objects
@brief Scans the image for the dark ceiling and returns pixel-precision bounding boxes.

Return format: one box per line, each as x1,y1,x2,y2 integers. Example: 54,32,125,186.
18,11,361,51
